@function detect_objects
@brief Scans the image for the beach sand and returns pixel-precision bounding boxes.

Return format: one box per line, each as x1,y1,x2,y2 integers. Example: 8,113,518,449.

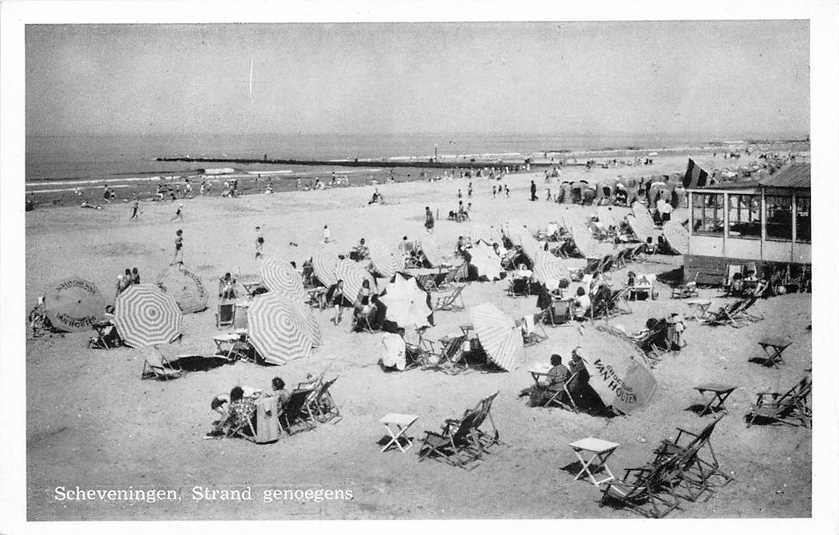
25,153,811,520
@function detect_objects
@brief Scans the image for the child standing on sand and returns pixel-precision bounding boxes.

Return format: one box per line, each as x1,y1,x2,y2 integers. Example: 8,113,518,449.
171,229,184,266
322,225,331,244
171,203,184,222
129,198,140,221
424,206,434,234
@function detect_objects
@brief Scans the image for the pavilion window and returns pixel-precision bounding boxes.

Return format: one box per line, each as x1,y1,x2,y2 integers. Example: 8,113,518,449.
765,195,793,240
727,194,761,238
795,195,810,243
691,192,723,236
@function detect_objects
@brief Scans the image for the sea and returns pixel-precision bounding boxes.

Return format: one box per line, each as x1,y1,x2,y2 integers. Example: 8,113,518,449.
25,132,808,201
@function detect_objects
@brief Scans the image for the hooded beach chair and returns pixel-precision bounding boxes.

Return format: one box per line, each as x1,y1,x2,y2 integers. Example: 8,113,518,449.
746,376,811,428
600,458,682,518
141,347,183,381
434,283,466,312
279,388,317,435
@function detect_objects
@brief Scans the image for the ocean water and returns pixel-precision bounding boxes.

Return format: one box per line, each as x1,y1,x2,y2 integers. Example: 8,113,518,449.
26,132,722,184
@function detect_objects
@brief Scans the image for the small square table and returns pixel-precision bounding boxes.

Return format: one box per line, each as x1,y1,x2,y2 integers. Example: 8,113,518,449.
757,337,792,368
685,298,713,320
694,383,737,415
569,437,620,486
379,413,419,453
529,364,552,386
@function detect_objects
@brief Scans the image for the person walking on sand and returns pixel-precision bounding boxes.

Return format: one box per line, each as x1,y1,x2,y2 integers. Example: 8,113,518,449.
505,184,510,198
457,188,462,201
492,185,497,198
468,182,473,198
171,229,184,266
171,203,184,222
255,236,264,259
424,206,434,234
129,198,140,221
530,180,537,201
322,225,331,244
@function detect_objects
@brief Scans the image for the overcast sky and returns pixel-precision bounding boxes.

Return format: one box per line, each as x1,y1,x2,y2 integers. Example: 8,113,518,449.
26,21,809,137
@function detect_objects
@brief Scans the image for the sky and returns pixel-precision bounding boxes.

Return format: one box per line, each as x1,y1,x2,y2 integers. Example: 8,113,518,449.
25,21,809,137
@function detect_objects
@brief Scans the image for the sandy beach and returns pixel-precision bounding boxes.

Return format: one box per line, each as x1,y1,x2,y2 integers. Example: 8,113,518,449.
25,151,812,520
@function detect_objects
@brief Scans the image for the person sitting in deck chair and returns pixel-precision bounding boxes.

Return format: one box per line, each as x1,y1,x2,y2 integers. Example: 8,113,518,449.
352,279,377,330
207,386,257,438
218,273,237,300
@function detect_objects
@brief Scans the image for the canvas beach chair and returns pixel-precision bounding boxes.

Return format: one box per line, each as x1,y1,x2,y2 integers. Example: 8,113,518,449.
746,376,811,428
279,388,318,435
140,347,183,381
544,371,579,412
469,391,501,451
600,458,682,518
303,376,342,424
434,283,466,312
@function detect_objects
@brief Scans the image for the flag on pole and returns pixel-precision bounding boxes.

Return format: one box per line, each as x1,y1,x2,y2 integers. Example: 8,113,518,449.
683,158,709,188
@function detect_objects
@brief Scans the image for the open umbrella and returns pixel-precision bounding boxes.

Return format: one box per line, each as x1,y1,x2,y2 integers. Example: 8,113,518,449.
662,220,689,254
379,272,433,329
379,332,407,370
469,303,524,371
260,256,306,302
156,265,209,314
469,241,503,280
532,250,567,291
114,284,183,347
288,296,322,347
591,325,658,414
247,293,313,365
43,276,106,332
312,245,340,287
368,241,404,279
628,201,662,243
334,259,377,304
418,235,447,267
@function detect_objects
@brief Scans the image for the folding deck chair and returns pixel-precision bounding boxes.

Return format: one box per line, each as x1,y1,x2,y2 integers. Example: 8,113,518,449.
600,458,682,518
703,297,761,328
544,371,578,412
216,300,236,329
652,415,732,500
520,313,549,346
435,263,468,292
303,376,342,424
746,376,811,428
434,283,466,312
592,286,632,319
141,347,183,380
279,388,317,435
672,273,699,299
417,408,483,469
469,391,501,451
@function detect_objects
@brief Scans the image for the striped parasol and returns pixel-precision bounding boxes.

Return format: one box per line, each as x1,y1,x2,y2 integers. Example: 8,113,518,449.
114,284,183,348
288,297,322,347
532,250,567,291
260,256,306,301
380,272,433,329
368,241,404,278
43,276,106,332
312,245,340,287
469,303,524,371
247,293,313,365
155,265,209,313
335,259,377,304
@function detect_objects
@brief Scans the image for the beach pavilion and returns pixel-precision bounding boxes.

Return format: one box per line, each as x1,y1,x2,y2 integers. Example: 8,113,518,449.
684,163,811,284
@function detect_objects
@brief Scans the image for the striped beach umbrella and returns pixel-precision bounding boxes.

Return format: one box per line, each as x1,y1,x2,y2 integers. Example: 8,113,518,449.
155,265,209,314
288,297,322,347
369,243,404,279
260,256,306,301
532,251,567,291
469,303,523,372
42,276,106,332
114,284,183,348
380,272,433,329
312,246,340,287
335,259,377,304
247,293,313,365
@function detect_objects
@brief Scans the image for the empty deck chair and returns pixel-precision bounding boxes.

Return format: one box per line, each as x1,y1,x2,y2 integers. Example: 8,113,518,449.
216,300,235,328
140,346,183,381
703,297,761,328
600,458,682,518
672,273,699,299
746,376,811,428
469,391,501,451
303,376,342,424
653,415,732,499
279,388,317,435
434,283,466,312
417,408,484,469
436,263,469,291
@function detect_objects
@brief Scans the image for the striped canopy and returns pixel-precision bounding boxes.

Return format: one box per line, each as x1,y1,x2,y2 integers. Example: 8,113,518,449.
379,272,433,329
335,259,377,304
469,303,523,372
288,297,322,347
368,241,404,279
247,293,313,365
114,284,183,348
260,256,306,301
156,265,209,314
532,251,567,291
469,241,502,280
43,276,106,332
312,245,340,287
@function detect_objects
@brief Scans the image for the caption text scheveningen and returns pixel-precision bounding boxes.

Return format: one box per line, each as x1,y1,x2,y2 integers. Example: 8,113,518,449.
53,486,354,504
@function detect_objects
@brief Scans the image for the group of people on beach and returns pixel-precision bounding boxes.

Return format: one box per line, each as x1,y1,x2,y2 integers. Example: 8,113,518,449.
115,267,141,299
